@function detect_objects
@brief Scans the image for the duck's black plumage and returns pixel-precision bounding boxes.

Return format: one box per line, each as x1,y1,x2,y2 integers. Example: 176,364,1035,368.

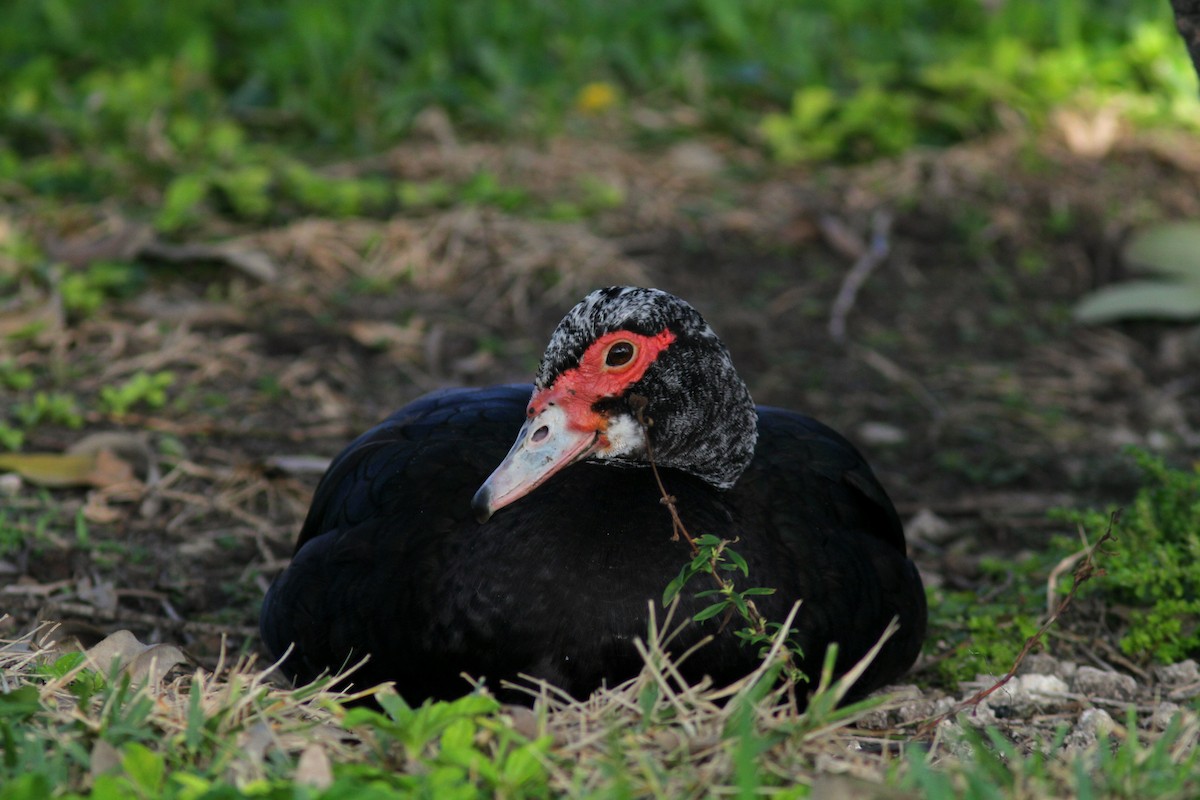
261,288,926,702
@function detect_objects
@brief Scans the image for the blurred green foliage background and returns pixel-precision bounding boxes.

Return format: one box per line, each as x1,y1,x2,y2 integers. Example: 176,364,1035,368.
1,1,1197,241
2,0,1192,158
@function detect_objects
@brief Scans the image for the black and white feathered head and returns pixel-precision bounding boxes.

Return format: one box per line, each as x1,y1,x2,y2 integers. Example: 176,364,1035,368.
473,287,757,521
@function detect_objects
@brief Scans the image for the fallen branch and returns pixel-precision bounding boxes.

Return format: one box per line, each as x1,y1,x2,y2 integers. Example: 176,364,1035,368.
828,210,893,344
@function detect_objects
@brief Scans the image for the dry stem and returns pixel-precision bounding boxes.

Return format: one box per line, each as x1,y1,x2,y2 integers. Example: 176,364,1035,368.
915,509,1121,738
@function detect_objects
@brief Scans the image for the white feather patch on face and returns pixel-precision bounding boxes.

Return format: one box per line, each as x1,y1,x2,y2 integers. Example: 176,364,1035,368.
596,413,646,461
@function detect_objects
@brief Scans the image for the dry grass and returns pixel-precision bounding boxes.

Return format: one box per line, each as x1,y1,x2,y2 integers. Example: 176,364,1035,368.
1,607,920,796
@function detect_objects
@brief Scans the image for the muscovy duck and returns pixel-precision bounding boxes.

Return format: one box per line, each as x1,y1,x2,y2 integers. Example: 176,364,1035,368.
261,287,926,702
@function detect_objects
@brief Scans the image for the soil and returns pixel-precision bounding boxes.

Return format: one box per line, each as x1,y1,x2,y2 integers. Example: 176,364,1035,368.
3,124,1200,744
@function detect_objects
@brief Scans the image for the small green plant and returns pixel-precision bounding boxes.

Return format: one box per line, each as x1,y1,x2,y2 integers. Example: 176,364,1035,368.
33,652,108,701
156,172,211,232
632,396,804,683
343,689,553,797
929,451,1200,686
928,584,1043,686
662,534,788,658
0,422,24,450
0,360,34,390
0,501,62,558
0,511,24,556
1055,450,1200,662
761,84,918,163
100,371,176,416
396,179,454,210
11,391,83,429
58,261,144,318
282,162,392,219
460,170,531,212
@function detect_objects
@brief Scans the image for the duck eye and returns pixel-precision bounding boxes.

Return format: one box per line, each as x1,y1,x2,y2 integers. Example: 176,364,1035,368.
604,340,636,368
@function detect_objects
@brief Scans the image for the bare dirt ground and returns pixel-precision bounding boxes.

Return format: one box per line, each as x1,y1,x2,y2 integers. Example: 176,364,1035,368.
4,124,1200,751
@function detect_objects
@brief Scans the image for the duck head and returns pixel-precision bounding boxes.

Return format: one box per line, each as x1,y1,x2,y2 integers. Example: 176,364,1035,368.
472,287,757,522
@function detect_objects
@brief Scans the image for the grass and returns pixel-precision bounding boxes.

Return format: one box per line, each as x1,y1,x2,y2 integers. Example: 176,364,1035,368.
0,610,889,799
4,606,1199,800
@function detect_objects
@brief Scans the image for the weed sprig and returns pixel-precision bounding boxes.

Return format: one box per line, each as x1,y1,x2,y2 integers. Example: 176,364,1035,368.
628,394,806,686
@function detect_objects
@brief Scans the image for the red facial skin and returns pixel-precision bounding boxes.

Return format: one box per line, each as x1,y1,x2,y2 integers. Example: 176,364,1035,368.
527,328,677,439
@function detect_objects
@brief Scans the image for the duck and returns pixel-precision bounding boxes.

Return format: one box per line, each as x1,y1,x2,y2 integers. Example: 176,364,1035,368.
260,286,926,703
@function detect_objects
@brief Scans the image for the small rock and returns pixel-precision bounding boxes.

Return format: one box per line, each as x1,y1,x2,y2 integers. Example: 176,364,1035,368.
0,473,20,496
1104,426,1142,448
896,695,957,726
857,421,908,446
855,708,891,729
1017,653,1063,677
855,685,921,729
1154,660,1200,687
906,508,955,543
666,142,725,178
1146,430,1172,451
503,705,540,740
1066,708,1117,751
294,744,333,790
1149,701,1184,732
937,719,974,761
994,674,1070,715
1073,666,1137,701
960,699,997,728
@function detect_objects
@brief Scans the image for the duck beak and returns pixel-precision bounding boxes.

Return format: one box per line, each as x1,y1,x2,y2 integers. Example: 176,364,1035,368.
472,403,602,523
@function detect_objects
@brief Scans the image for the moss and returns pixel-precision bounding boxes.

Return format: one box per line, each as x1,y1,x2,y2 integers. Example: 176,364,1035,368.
1055,451,1200,663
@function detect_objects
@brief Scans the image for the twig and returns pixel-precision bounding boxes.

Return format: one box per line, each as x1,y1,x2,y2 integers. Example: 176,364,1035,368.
628,394,802,681
914,509,1121,738
828,210,893,344
628,394,697,552
851,344,945,421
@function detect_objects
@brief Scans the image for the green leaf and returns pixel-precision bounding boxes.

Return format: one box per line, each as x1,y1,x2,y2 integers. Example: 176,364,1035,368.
742,587,776,596
638,681,659,719
725,548,749,576
155,173,210,232
662,569,688,605
1,774,52,800
502,746,546,787
1074,280,1200,323
0,686,41,720
121,742,164,795
440,716,476,752
89,774,134,800
693,601,730,622
1124,221,1200,280
184,680,204,754
376,687,414,725
729,592,749,616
